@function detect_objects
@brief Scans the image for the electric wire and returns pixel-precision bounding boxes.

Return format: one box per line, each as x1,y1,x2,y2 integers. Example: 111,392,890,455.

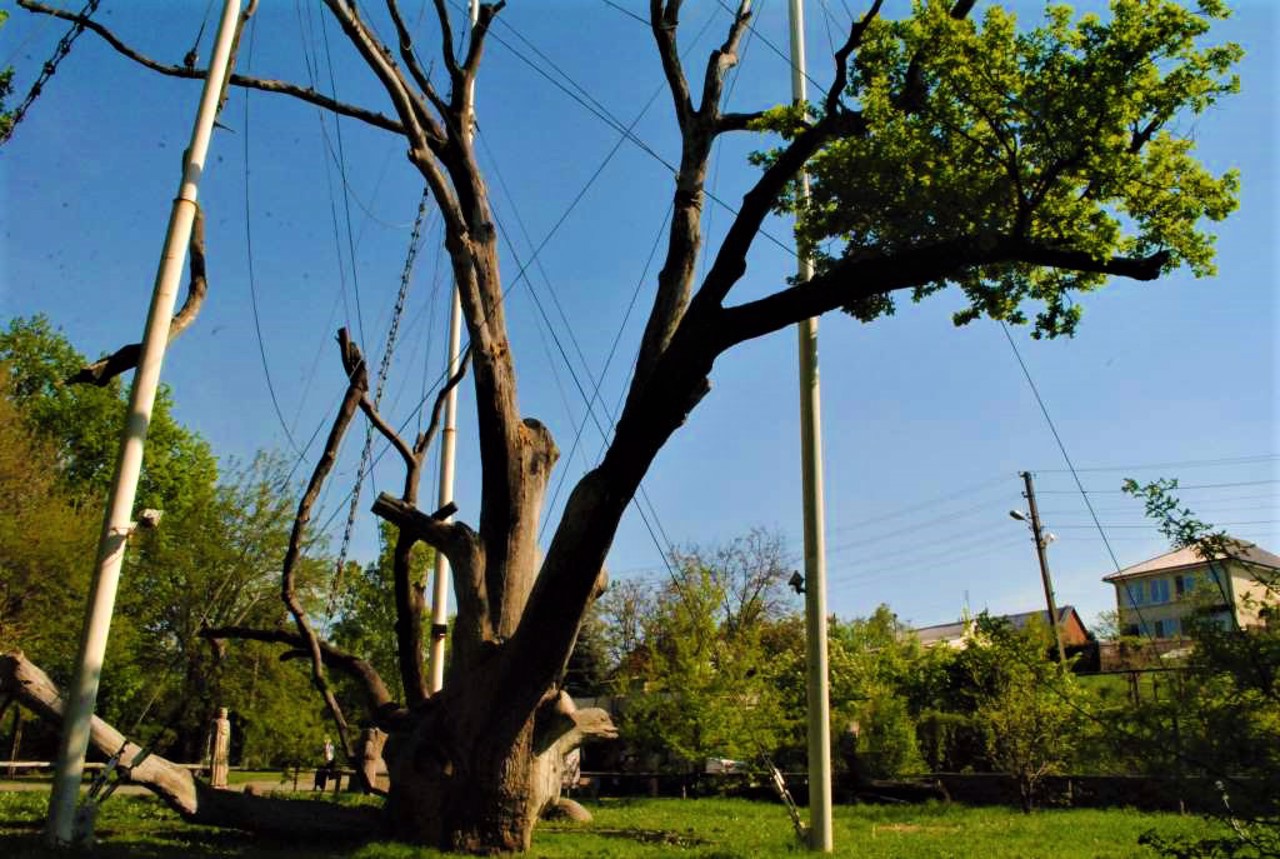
713,0,826,95
998,321,1180,652
598,0,650,27
242,17,303,457
474,2,803,261
1035,479,1278,495
1032,454,1279,474
317,9,369,356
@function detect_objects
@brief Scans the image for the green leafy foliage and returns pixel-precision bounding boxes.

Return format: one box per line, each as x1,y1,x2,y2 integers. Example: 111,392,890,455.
331,521,434,704
827,606,933,778
602,530,799,770
965,615,1084,811
1114,478,1279,857
0,318,333,766
760,0,1240,337
0,367,96,663
0,315,217,512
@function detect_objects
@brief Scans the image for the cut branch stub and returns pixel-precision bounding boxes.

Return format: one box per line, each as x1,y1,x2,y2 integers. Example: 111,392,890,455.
67,204,208,387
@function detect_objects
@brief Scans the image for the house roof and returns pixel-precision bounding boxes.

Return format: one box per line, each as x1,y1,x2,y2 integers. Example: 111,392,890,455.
913,620,968,644
913,606,1082,643
1102,538,1280,583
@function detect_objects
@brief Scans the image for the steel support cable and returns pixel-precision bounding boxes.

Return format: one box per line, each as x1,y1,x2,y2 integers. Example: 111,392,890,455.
291,0,362,439
542,204,673,540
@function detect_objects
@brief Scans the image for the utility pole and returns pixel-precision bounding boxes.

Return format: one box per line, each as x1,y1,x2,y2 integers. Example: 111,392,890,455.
1019,471,1067,664
787,0,833,850
428,0,480,694
46,0,244,846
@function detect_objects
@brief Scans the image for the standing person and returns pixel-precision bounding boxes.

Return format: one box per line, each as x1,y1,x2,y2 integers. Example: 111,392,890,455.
314,737,335,791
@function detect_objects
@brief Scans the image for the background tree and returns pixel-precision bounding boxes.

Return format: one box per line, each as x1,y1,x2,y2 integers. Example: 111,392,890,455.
0,367,95,666
1120,478,1278,857
607,531,798,771
0,315,217,513
826,606,931,780
0,11,13,140
965,615,1083,812
0,323,332,767
9,0,1243,850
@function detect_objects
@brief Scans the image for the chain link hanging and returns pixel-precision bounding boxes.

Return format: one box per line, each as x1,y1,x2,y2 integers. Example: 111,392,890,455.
324,187,433,626
1,0,102,144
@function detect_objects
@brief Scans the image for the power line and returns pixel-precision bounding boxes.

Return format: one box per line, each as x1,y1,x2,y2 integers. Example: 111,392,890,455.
1032,453,1279,475
477,2,803,261
598,0,649,27
827,475,1010,535
242,17,303,457
1036,479,1279,495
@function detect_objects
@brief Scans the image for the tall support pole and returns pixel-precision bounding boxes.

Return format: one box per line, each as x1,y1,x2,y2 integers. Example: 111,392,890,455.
46,0,244,845
788,0,833,850
428,0,480,694
1020,471,1067,663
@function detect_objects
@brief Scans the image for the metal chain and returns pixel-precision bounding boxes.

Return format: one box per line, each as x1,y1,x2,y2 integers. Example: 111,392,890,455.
1,0,102,144
324,187,433,625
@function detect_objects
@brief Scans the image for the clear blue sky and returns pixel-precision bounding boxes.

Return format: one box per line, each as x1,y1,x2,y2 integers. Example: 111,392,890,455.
1,0,1275,633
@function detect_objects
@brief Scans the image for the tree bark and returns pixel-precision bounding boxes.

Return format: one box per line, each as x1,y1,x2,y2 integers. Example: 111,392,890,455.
0,652,381,841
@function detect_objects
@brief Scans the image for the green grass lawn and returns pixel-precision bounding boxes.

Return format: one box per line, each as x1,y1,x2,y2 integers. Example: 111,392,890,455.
0,791,1224,857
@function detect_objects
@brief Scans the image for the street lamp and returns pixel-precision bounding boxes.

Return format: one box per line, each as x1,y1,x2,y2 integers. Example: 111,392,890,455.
1011,472,1067,664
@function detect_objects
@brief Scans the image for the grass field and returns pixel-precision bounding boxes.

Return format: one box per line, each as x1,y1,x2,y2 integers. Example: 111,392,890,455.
0,791,1223,857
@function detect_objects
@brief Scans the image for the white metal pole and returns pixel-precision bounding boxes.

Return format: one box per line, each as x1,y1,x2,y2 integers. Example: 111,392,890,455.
787,0,834,851
46,0,244,845
428,0,480,694
428,287,462,694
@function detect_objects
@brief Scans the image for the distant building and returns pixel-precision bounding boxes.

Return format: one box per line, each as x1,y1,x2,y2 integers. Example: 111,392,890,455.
1102,538,1280,639
912,606,1090,650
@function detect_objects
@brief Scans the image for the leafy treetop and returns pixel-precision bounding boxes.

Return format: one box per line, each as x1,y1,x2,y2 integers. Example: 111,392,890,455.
758,0,1240,338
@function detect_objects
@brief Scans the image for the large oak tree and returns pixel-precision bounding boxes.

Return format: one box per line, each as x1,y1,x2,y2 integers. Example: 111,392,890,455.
7,0,1239,852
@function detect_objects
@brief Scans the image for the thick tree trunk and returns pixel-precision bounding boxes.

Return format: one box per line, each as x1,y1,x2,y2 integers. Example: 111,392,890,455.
0,650,612,851
383,683,615,852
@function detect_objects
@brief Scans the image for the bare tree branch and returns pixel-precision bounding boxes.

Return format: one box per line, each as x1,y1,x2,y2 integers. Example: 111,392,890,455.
460,3,505,86
386,0,450,118
16,0,406,134
629,0,753,401
698,0,752,119
650,1,693,127
431,0,463,84
279,328,370,760
321,0,441,148
202,626,396,714
414,347,472,458
67,204,209,387
826,0,883,115
371,493,475,569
